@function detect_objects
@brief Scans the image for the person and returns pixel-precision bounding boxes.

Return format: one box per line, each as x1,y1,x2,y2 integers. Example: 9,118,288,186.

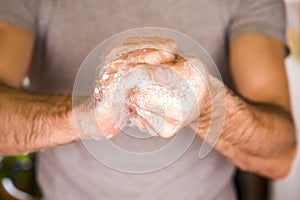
0,0,297,199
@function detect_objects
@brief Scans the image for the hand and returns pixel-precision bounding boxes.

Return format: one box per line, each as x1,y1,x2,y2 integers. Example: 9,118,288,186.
87,37,211,139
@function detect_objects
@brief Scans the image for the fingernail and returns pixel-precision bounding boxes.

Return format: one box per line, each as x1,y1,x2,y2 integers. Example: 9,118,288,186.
106,134,114,139
102,74,109,80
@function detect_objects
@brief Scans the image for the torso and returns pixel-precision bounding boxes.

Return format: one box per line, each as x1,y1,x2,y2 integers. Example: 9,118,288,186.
31,1,237,199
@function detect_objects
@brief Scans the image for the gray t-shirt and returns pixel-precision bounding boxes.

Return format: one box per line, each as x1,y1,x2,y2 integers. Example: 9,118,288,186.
0,0,287,199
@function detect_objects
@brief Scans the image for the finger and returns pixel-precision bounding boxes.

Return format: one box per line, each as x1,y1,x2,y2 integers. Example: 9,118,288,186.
106,36,178,65
93,104,122,139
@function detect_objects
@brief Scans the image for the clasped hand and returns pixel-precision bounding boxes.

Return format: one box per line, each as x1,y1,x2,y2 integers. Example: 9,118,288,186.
83,37,213,139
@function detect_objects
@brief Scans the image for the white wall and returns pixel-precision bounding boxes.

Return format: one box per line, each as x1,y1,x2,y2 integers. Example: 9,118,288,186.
271,57,300,200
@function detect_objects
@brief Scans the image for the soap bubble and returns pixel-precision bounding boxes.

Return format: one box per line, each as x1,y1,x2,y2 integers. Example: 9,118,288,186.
72,27,226,173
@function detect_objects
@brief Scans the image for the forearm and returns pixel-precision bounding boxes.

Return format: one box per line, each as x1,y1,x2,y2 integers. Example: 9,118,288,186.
193,83,297,179
0,82,78,155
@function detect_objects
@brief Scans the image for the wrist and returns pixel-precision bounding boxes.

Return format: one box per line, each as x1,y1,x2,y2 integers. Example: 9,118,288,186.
191,75,226,138
191,77,249,151
44,95,79,146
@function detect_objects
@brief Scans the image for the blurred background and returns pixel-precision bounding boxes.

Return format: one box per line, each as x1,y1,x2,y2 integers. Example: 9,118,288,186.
0,0,299,199
272,0,300,200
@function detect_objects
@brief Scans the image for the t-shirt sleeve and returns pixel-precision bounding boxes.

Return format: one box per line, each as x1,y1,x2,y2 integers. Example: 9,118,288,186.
0,0,38,37
229,0,287,44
